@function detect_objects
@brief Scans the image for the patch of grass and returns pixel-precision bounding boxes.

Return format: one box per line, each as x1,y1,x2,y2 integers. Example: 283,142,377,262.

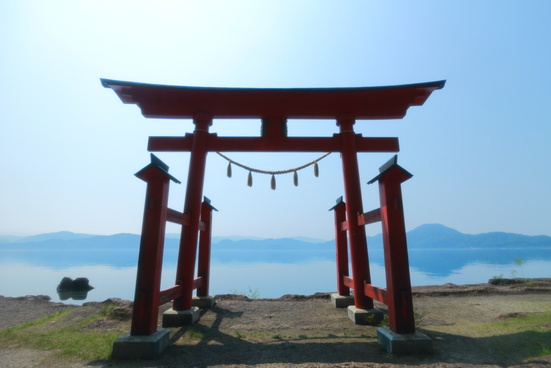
476,312,551,362
375,308,425,328
414,308,427,327
234,331,246,338
98,304,116,317
230,286,261,299
187,328,203,340
0,307,120,361
341,329,356,336
491,312,551,332
1,309,74,333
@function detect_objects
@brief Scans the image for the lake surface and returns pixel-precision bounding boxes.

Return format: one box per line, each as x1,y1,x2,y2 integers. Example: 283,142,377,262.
1,247,549,305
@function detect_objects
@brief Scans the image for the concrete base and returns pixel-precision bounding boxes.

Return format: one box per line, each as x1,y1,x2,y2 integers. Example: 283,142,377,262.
162,307,199,327
330,293,354,308
192,295,216,308
347,306,385,325
112,328,170,360
377,327,433,354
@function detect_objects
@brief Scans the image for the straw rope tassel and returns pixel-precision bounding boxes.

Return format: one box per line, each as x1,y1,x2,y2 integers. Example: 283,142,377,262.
216,151,330,189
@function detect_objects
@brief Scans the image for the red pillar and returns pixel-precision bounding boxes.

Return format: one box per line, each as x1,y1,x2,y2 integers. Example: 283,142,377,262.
337,114,373,310
373,155,415,333
197,197,217,297
173,114,212,311
131,154,180,335
330,197,350,296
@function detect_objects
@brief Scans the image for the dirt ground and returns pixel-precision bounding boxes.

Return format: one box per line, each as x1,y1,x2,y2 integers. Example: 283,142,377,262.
1,279,551,368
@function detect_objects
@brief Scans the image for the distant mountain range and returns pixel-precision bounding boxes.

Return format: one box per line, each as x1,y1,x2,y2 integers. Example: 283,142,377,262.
2,224,549,276
2,223,550,250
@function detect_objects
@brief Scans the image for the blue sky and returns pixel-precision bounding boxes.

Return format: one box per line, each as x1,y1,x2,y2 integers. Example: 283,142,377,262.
1,1,550,239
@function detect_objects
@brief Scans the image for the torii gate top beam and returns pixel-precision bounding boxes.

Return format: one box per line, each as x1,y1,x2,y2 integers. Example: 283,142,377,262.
101,79,445,120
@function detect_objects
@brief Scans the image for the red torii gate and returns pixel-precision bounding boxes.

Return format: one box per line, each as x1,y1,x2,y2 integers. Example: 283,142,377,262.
103,79,445,358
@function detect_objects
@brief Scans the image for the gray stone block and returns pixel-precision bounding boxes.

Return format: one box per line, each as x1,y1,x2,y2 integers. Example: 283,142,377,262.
347,306,385,325
192,295,216,308
377,327,433,354
112,328,170,360
330,293,355,308
162,307,199,327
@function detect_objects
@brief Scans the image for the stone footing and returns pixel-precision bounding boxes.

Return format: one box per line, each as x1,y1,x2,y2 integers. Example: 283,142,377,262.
162,307,199,327
330,293,354,308
347,306,385,325
192,295,216,308
377,327,433,354
112,328,170,360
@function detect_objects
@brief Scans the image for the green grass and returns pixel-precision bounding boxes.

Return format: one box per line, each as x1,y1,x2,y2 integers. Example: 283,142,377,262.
229,286,261,299
187,328,204,340
473,312,551,363
0,307,121,361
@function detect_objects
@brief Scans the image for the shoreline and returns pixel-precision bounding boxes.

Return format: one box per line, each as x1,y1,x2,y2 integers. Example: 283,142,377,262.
2,279,551,367
0,277,551,307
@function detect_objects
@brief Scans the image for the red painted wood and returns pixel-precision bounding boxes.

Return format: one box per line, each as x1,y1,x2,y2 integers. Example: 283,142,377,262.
344,276,354,289
148,135,399,153
192,277,203,290
103,78,445,339
159,285,184,305
377,164,415,334
337,115,373,311
166,208,189,225
358,208,381,226
364,284,388,305
197,200,215,297
131,160,172,336
173,115,212,311
332,199,350,296
101,79,445,120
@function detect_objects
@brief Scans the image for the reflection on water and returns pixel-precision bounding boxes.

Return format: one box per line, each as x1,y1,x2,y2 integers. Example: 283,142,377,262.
0,257,549,305
57,290,93,301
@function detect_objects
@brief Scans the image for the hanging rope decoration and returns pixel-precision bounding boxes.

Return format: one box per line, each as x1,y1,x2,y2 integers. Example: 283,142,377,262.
217,152,331,190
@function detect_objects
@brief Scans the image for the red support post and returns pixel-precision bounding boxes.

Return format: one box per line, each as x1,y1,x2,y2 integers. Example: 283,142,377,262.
131,154,180,336
197,197,217,297
330,197,350,296
173,114,212,311
337,114,373,310
370,155,415,334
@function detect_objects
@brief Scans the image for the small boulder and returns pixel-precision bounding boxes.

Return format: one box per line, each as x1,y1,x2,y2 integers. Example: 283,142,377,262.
57,277,94,292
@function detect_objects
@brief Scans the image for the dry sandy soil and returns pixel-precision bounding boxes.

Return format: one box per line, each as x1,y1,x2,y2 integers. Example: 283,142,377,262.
1,279,551,368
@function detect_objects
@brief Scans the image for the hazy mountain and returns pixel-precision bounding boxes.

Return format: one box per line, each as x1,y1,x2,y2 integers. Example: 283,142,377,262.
0,231,95,243
1,224,549,275
0,235,23,243
406,224,551,249
1,224,550,251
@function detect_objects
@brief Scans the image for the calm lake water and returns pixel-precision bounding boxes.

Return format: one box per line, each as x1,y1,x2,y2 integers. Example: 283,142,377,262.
1,247,550,305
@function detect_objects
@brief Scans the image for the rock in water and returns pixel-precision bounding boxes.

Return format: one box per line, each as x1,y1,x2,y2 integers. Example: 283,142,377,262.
57,277,94,291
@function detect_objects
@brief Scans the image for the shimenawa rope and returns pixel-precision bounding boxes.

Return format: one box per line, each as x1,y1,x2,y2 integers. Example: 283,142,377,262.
216,152,330,190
